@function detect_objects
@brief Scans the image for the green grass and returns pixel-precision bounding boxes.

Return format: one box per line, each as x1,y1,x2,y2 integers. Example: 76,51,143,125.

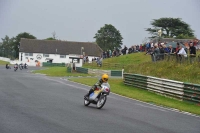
33,67,93,77
83,52,151,70
69,77,200,115
125,60,200,84
84,52,200,84
0,60,9,65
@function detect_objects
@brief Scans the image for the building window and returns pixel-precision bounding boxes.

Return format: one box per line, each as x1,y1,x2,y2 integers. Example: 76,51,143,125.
43,54,49,57
25,53,33,56
60,55,66,58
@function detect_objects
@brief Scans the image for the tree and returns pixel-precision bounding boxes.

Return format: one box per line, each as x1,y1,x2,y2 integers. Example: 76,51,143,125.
0,35,16,58
45,31,58,40
94,24,123,51
45,37,56,40
14,32,36,57
1,35,15,50
175,34,196,39
146,18,195,38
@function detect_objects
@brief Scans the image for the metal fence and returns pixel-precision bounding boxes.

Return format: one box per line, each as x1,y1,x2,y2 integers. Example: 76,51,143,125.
75,67,122,77
86,61,126,69
151,53,200,64
123,73,200,104
42,62,65,67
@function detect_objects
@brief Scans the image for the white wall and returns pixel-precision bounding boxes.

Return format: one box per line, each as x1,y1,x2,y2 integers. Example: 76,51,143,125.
19,52,83,67
0,57,11,62
0,56,21,65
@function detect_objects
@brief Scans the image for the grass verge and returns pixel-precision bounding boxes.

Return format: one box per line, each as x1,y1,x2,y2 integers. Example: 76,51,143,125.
83,52,151,70
69,77,200,115
33,67,93,77
83,52,200,84
125,60,200,84
0,60,9,65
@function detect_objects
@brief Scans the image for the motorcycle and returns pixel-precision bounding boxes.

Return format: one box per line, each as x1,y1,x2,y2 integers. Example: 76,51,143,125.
19,64,23,70
24,64,28,69
14,65,18,71
5,65,11,69
84,83,110,109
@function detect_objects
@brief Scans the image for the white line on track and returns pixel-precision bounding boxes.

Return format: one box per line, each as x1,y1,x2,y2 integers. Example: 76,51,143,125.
36,75,200,118
66,79,200,118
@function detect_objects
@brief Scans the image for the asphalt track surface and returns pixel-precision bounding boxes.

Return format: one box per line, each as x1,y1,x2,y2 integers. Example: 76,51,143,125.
0,66,199,133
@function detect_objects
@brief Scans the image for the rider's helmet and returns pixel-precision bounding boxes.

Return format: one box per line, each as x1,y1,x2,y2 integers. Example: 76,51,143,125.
102,74,109,82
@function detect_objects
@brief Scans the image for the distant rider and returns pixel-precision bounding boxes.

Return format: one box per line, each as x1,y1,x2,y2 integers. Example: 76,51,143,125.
6,64,10,69
24,63,28,69
84,74,109,99
19,63,24,69
14,63,18,68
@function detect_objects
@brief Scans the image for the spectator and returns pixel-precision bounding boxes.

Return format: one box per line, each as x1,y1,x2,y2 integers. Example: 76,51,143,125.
168,45,176,54
163,44,170,54
109,50,112,57
151,42,154,48
174,43,180,54
177,45,187,57
122,45,128,55
159,44,165,60
145,47,153,55
139,44,143,52
107,50,110,58
189,42,196,63
83,56,86,63
151,44,160,62
189,42,196,56
128,47,132,54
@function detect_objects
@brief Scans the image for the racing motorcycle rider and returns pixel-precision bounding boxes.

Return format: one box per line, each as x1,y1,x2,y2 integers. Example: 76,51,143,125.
24,63,28,69
84,74,109,100
6,64,10,69
14,63,18,69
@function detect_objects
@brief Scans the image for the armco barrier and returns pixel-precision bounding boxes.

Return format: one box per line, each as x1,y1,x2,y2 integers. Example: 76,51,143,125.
43,62,65,67
183,83,200,103
111,70,122,76
78,67,122,77
88,69,111,76
123,73,189,101
146,76,184,99
124,74,148,89
76,67,88,74
67,67,72,73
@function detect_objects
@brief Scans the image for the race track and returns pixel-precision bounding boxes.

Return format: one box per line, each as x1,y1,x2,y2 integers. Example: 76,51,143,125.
0,66,199,133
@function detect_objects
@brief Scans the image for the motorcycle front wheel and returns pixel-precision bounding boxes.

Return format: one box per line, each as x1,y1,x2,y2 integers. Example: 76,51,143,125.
84,98,90,106
96,95,107,109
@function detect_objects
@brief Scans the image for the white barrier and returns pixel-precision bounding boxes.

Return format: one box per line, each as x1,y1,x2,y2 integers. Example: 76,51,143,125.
0,57,11,62
88,69,111,76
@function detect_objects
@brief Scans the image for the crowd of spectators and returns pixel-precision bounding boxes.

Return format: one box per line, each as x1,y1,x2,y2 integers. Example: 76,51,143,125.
89,39,199,65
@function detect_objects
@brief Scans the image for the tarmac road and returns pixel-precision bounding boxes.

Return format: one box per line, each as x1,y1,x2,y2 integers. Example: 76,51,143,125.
0,66,199,133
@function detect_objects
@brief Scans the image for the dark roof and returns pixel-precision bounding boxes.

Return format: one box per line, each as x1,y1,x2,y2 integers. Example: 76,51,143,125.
19,39,103,56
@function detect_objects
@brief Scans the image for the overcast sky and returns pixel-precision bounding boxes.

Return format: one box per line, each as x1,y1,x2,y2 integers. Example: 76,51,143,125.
0,0,199,47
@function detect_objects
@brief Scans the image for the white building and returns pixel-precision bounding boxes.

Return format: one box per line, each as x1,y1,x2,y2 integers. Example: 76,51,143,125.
19,39,103,67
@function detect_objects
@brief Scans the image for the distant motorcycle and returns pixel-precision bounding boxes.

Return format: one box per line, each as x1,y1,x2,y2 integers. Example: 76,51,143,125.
19,64,23,70
84,83,110,109
5,64,11,69
14,64,18,71
24,64,28,69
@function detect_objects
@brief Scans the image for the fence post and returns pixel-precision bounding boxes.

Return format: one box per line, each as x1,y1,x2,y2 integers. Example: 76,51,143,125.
122,69,124,79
